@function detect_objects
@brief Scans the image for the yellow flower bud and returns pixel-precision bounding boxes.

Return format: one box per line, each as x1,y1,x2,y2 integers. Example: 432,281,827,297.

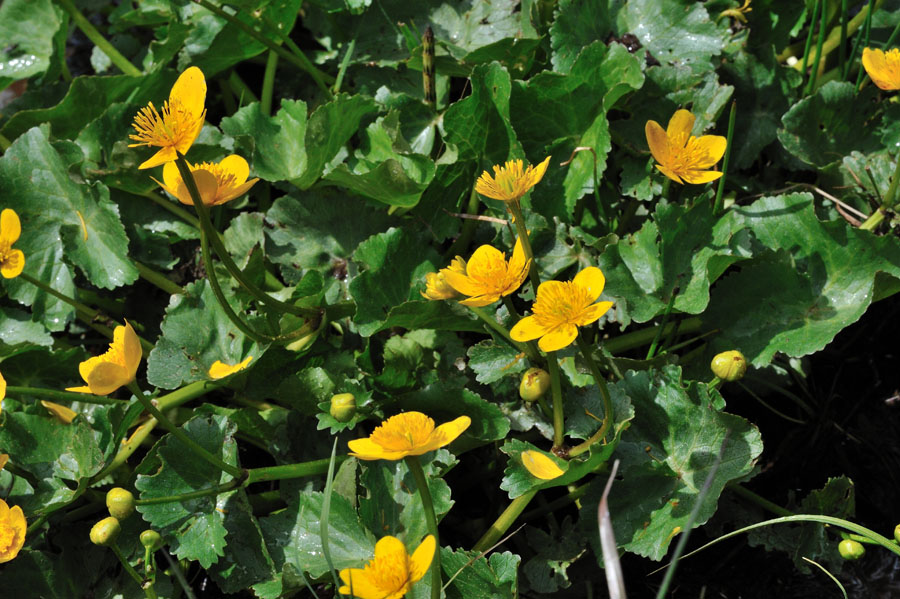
329,393,357,422
710,350,747,382
140,530,163,551
838,539,865,560
106,487,135,520
519,367,551,402
90,516,122,547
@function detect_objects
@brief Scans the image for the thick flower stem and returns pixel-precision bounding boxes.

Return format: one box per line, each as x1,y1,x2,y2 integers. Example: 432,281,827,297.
55,0,142,77
134,261,183,296
6,386,120,406
91,418,157,483
860,151,900,230
126,380,246,481
261,51,279,116
406,456,441,599
568,335,614,458
467,305,539,362
506,200,542,293
134,479,242,505
471,489,537,554
245,457,344,484
546,352,565,450
713,101,737,215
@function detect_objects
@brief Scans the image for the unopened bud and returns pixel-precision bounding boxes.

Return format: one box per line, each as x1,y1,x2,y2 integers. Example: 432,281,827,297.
106,487,135,520
90,516,121,547
710,350,747,382
894,524,900,544
329,393,357,422
140,530,163,551
838,539,865,560
519,368,551,402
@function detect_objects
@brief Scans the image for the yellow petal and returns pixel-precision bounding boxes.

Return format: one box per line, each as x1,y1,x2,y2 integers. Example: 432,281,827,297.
339,568,381,599
215,178,259,205
458,294,499,307
409,535,437,582
572,266,606,302
431,415,471,447
0,454,8,471
645,120,669,165
170,66,207,121
162,161,181,192
509,236,527,274
373,535,407,561
442,270,483,298
666,109,695,141
680,169,723,185
0,371,6,403
537,324,578,352
1,249,25,279
175,168,219,206
577,301,614,327
85,361,131,396
138,145,178,170
527,156,551,187
65,385,93,394
1,208,21,245
41,400,77,424
466,244,506,274
510,315,550,342
521,450,565,480
348,437,403,460
691,135,728,167
208,356,253,379
0,503,26,563
120,321,142,381
218,154,250,185
655,164,684,184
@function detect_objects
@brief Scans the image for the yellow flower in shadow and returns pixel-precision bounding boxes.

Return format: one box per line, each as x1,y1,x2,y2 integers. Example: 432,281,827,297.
0,455,8,472
421,257,466,301
156,155,259,206
441,238,530,307
475,156,551,202
338,535,435,599
208,356,253,379
521,450,565,480
348,411,471,461
0,209,25,279
645,109,727,184
66,321,141,395
41,401,77,424
129,66,207,170
0,498,26,564
862,47,900,91
511,266,613,352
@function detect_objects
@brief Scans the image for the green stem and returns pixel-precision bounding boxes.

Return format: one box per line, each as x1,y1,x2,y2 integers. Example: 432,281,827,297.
137,191,200,228
110,542,151,594
506,200,542,293
134,261,183,296
91,417,157,483
192,0,334,98
471,489,537,553
245,457,344,484
860,150,900,230
603,317,702,355
546,352,565,450
7,386,120,405
443,183,480,261
727,483,795,518
568,334,614,458
845,0,875,80
406,455,441,599
801,1,821,74
135,479,242,505
54,0,142,77
228,71,259,104
162,551,198,599
261,50,278,116
126,381,246,480
646,293,677,360
713,101,737,215
839,0,848,77
805,0,829,95
467,305,539,362
792,0,884,74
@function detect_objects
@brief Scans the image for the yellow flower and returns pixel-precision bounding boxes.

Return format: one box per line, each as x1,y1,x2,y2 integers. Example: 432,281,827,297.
40,400,77,424
0,454,8,472
129,66,207,170
511,266,613,352
0,209,25,279
421,257,466,301
338,535,435,599
862,47,900,91
66,321,141,395
348,412,471,461
208,356,253,379
645,109,727,184
156,155,259,206
0,370,5,415
441,238,530,307
475,156,551,202
521,450,565,480
0,498,26,564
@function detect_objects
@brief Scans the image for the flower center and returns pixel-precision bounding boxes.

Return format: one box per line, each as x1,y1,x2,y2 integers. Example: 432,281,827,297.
369,413,435,451
531,281,594,328
468,254,511,289
667,135,715,174
0,240,17,271
364,550,411,595
494,161,526,196
129,99,197,148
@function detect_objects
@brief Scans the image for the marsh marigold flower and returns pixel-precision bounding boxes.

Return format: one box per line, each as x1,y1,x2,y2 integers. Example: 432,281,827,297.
511,266,613,352
156,155,259,206
475,156,551,202
645,109,727,185
0,498,26,564
348,411,471,461
441,237,530,307
862,47,900,91
521,450,565,480
421,257,466,301
208,356,253,379
67,321,141,395
0,209,25,279
129,66,207,169
339,535,435,599
41,400,77,424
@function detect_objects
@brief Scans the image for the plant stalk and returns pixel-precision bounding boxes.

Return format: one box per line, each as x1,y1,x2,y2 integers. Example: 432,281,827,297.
407,456,441,599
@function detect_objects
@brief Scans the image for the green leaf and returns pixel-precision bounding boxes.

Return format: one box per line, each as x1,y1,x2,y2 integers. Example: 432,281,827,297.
221,100,309,184
441,548,520,599
703,193,900,366
521,519,584,593
135,413,240,569
146,279,261,389
550,0,612,74
395,380,511,443
582,366,763,561
778,81,881,168
467,339,528,385
0,0,61,93
0,308,53,350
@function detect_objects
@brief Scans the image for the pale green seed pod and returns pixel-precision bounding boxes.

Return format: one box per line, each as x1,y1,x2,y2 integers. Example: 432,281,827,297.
90,516,122,547
106,487,135,520
519,367,551,402
838,539,865,560
329,393,357,422
140,530,163,551
710,350,747,382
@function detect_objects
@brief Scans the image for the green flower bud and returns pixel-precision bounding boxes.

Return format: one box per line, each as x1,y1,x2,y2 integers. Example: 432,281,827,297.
519,367,551,402
838,539,865,560
329,393,357,422
140,530,163,551
710,350,747,382
90,516,121,547
106,487,135,520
